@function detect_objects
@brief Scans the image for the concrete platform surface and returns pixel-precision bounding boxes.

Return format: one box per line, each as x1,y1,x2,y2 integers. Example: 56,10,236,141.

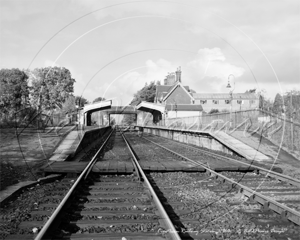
48,130,82,161
212,131,272,162
229,130,300,163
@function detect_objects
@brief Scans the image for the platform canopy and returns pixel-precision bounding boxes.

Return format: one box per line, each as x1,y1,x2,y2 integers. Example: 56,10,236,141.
136,101,165,113
107,106,137,114
83,100,112,114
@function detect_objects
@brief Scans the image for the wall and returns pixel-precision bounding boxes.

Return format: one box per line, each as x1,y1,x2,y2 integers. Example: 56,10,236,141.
167,111,201,118
196,99,259,112
142,126,233,155
142,109,300,157
74,126,111,155
165,86,192,104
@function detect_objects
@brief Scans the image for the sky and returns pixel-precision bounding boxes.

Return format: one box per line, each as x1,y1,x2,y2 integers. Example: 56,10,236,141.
1,0,299,106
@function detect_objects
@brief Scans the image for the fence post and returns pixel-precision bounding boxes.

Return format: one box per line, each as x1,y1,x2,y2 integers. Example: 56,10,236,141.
291,118,294,152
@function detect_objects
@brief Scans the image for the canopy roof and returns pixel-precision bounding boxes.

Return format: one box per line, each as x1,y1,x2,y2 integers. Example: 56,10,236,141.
136,101,165,113
83,100,112,113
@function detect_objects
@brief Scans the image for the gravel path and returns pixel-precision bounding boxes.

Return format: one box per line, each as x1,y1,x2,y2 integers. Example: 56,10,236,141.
0,179,74,239
150,172,300,240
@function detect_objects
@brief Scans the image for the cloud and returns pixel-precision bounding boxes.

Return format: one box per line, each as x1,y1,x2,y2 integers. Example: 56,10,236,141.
70,0,185,20
87,49,246,103
143,59,175,82
0,3,41,22
95,49,246,103
186,48,245,91
84,58,176,105
44,60,60,67
2,0,298,105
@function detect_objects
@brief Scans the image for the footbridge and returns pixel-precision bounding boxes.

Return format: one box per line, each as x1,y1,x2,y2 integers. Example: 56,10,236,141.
79,100,165,126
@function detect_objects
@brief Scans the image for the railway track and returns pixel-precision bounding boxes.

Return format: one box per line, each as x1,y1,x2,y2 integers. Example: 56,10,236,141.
148,171,300,240
142,134,298,185
4,129,300,239
134,133,300,226
7,130,180,240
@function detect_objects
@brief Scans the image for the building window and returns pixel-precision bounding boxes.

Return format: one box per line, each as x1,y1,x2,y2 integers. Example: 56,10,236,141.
237,100,243,104
213,100,219,104
200,100,207,104
250,100,256,104
225,99,230,104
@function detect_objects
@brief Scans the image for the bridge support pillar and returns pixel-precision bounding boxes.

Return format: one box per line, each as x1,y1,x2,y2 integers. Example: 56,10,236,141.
84,112,92,126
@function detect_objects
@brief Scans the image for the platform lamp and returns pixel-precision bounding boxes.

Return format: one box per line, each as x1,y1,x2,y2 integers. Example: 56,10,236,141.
226,74,235,128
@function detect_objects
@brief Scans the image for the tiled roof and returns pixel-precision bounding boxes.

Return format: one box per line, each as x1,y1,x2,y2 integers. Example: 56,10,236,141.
156,85,173,93
191,93,258,100
156,92,168,99
166,104,203,111
156,85,190,94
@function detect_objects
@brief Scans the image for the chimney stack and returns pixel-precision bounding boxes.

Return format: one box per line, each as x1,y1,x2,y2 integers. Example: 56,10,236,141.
175,67,181,83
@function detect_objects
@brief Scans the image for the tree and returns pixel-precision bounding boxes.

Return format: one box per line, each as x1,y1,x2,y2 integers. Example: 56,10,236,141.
245,88,256,93
209,109,219,114
256,89,272,111
121,81,157,125
62,95,76,114
110,116,116,126
93,97,106,103
283,90,300,120
0,68,30,116
30,67,75,111
220,109,230,113
75,96,89,107
131,81,156,105
272,93,284,115
121,114,136,125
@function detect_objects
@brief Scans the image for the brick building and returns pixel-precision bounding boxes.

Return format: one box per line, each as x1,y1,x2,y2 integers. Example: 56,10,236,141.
137,67,259,124
155,67,259,112
192,93,259,112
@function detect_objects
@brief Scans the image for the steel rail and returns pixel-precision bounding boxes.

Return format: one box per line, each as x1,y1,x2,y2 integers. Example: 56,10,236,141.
143,136,300,226
35,129,114,240
144,135,300,188
121,133,182,240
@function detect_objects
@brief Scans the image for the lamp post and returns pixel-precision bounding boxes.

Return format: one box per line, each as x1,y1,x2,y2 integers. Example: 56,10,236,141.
226,74,235,128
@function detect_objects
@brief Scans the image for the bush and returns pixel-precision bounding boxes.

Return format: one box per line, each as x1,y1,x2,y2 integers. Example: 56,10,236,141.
208,109,219,114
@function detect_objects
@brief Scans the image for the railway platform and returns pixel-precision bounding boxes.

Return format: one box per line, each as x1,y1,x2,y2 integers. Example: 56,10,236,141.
141,126,272,162
48,129,82,161
211,131,272,162
41,127,264,175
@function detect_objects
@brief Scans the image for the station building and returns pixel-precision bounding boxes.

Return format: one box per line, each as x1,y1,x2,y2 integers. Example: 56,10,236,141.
152,67,258,112
136,67,259,124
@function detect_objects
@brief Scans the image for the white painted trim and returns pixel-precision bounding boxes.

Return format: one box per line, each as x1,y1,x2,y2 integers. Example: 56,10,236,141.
162,82,195,102
136,101,165,113
83,100,112,113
